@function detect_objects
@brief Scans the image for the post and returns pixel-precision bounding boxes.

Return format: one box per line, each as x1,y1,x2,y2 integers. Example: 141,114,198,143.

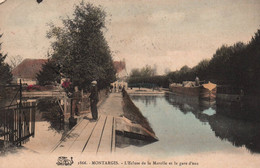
18,79,22,146
64,97,67,116
70,98,73,117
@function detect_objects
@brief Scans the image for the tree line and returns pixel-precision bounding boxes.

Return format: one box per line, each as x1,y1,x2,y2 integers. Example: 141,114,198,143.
128,29,260,95
128,65,168,88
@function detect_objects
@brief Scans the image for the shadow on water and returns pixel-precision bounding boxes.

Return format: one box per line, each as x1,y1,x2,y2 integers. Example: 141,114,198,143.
216,97,260,122
114,93,260,157
208,115,260,154
116,134,156,149
165,93,260,154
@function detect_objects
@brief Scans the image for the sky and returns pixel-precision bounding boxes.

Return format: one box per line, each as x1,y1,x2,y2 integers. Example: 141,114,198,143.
0,0,259,74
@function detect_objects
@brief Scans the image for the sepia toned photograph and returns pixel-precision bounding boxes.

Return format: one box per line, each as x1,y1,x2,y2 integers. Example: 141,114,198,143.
0,0,260,167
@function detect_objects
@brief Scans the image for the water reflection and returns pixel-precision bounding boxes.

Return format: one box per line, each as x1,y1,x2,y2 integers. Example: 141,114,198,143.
164,93,260,154
130,95,158,107
116,134,154,149
216,97,260,122
166,93,215,114
122,94,260,157
208,115,260,154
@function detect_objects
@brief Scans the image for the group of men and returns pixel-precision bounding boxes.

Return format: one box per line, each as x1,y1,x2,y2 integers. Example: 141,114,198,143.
110,83,126,93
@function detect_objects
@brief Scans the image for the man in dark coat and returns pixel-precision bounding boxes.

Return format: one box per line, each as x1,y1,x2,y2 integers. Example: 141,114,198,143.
72,86,81,116
89,81,98,120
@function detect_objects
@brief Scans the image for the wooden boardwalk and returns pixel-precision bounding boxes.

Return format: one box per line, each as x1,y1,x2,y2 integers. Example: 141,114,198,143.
51,114,116,154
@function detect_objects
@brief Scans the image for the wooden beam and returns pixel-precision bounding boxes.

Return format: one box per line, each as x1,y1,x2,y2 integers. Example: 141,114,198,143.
67,120,97,153
82,115,107,153
53,119,89,154
97,115,113,153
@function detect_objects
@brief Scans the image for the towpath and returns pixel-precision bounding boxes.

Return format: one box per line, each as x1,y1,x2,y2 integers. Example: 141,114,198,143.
98,92,124,117
51,92,123,154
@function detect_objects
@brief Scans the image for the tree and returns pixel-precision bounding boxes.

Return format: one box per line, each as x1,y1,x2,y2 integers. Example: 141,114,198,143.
130,65,156,78
140,65,156,77
242,29,260,93
208,42,246,85
47,2,116,90
164,68,171,75
36,59,61,86
9,55,23,70
0,34,13,86
193,59,210,80
129,68,141,78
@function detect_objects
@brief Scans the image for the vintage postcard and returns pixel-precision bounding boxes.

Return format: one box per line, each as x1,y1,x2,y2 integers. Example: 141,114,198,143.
0,0,260,168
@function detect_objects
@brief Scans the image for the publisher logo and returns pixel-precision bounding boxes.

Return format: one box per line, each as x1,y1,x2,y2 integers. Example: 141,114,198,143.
56,156,74,166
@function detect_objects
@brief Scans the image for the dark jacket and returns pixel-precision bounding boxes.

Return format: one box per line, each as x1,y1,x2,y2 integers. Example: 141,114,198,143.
73,91,81,103
90,85,98,103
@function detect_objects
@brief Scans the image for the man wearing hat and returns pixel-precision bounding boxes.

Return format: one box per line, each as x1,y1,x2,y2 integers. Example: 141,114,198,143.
89,81,99,120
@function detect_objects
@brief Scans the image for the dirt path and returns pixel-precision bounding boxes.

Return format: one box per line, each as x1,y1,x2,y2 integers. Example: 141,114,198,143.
98,92,124,117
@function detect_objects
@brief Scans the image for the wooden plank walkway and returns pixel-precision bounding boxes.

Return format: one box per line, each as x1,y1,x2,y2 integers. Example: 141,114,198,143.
51,114,116,154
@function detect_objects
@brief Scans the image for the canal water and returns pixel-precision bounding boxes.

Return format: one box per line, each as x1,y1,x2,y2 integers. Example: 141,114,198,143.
116,94,260,158
1,93,260,161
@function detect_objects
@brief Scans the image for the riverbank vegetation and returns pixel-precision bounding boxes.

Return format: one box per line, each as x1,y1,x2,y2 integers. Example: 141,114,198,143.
0,34,12,86
127,65,168,88
0,34,13,97
128,29,260,95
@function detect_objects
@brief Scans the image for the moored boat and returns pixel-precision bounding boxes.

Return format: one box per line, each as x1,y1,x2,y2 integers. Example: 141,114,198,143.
169,81,217,101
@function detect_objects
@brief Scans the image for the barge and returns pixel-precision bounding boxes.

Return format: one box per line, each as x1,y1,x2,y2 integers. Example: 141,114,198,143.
169,81,217,101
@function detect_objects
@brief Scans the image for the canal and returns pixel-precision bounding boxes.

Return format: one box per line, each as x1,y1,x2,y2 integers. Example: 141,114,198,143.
1,93,260,160
116,93,260,158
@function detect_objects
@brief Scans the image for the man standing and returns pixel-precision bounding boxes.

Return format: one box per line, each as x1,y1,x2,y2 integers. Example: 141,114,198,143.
195,76,200,86
72,86,81,116
89,81,99,120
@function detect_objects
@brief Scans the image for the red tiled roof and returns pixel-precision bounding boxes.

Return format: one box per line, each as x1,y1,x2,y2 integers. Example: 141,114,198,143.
12,59,47,79
113,61,125,73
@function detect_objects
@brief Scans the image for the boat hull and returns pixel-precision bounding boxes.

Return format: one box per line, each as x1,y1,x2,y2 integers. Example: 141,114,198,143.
169,85,217,101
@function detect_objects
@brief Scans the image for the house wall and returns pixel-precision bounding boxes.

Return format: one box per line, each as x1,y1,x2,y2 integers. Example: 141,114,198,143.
16,78,37,85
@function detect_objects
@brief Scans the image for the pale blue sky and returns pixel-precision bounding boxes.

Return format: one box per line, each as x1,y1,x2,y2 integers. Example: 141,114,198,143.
0,0,259,74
